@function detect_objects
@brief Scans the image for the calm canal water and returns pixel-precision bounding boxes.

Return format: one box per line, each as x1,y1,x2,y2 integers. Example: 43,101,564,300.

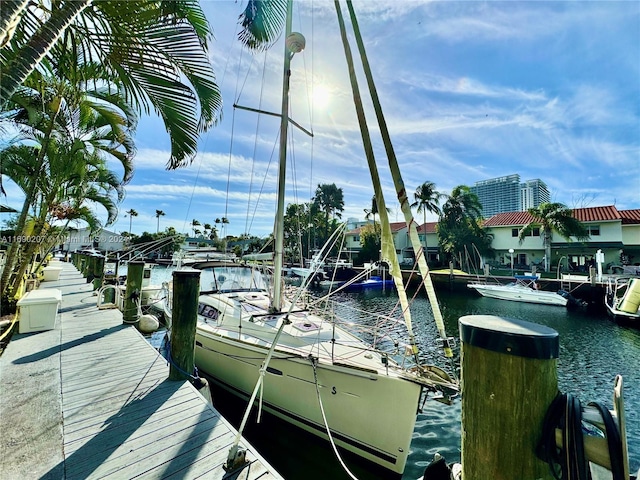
149,266,639,479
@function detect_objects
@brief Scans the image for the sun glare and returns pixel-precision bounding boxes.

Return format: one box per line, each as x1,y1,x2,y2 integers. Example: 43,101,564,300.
312,85,331,111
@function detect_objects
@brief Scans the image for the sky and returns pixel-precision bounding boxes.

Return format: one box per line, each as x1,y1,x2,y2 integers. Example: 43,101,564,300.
3,1,639,239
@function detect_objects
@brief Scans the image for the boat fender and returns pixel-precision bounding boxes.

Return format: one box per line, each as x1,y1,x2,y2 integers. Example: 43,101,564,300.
138,314,159,333
422,453,460,480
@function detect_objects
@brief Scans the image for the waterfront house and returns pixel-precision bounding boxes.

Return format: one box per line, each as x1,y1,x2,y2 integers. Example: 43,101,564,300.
342,205,639,273
482,206,640,273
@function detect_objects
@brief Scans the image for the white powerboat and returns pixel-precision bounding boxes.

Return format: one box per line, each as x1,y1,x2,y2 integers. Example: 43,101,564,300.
467,275,569,307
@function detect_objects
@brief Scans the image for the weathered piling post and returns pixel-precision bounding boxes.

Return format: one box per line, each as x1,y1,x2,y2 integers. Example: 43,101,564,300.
123,261,145,324
78,253,86,276
168,269,201,381
86,254,97,283
93,255,105,290
459,315,559,480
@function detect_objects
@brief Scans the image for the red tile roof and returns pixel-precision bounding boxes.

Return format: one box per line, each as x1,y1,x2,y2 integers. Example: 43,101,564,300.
572,205,621,222
416,222,438,234
620,209,640,224
483,205,626,226
346,205,640,231
389,222,407,233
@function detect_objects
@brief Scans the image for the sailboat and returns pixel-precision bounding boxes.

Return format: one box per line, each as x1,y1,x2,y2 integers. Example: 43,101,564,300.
165,1,458,475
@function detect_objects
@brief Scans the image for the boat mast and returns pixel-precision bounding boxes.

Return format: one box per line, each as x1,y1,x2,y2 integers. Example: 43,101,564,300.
272,0,297,313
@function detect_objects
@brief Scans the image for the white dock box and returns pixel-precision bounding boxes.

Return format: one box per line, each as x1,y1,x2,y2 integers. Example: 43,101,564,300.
42,266,64,281
17,289,62,333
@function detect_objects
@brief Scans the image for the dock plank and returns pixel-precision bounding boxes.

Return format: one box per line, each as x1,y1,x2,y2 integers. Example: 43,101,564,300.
0,262,282,480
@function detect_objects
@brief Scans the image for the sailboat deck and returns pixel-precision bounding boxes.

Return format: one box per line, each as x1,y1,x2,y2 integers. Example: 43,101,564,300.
0,262,282,480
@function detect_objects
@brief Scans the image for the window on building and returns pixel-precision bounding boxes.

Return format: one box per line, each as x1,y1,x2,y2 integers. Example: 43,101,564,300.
514,227,540,238
587,225,600,236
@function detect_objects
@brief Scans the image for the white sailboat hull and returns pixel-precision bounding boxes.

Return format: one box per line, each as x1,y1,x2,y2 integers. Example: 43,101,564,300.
194,323,422,474
468,283,568,307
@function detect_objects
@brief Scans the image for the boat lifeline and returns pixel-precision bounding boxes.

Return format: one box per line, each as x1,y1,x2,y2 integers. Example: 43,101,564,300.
164,1,458,475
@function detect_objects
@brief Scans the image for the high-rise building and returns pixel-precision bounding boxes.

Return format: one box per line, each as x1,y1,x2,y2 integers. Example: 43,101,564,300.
470,174,550,217
471,174,521,217
521,179,550,211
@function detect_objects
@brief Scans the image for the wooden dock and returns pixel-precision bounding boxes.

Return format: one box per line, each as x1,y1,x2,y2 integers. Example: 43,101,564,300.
0,262,282,480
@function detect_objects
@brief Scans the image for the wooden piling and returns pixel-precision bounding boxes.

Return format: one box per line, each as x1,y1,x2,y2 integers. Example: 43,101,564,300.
168,269,201,381
123,261,144,324
459,315,559,480
78,254,87,276
92,255,104,291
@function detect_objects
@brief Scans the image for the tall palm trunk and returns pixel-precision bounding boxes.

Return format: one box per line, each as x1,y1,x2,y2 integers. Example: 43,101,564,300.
1,99,62,297
422,210,428,264
9,190,55,294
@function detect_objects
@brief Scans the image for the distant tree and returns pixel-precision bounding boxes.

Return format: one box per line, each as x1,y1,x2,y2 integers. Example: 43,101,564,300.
155,210,165,233
126,209,138,236
437,186,489,268
313,183,344,241
519,202,589,271
411,181,445,263
191,219,201,236
364,195,391,236
357,224,381,264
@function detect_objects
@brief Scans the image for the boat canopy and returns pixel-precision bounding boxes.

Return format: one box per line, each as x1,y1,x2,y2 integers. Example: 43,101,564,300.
514,275,540,281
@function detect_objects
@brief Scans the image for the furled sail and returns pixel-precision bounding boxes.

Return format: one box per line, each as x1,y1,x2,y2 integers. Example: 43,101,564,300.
334,1,420,358
344,1,453,359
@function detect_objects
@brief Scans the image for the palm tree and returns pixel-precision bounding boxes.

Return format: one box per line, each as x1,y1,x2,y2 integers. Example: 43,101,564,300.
518,202,590,271
313,183,345,240
126,209,138,236
410,181,445,263
364,195,391,235
155,210,165,234
191,219,201,237
1,0,222,168
3,139,129,295
1,70,135,296
437,186,484,268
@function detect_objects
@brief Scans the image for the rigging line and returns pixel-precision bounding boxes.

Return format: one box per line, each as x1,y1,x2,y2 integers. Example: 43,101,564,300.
179,7,255,236
246,125,280,235
310,357,360,480
243,49,269,235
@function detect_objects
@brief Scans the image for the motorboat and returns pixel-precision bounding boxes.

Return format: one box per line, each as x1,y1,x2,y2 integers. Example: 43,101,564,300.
467,275,569,307
605,276,640,324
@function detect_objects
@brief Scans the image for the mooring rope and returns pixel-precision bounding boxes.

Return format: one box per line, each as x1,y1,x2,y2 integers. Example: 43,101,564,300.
309,356,359,480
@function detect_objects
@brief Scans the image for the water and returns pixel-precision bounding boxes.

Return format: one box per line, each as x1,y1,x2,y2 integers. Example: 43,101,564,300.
149,266,640,479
